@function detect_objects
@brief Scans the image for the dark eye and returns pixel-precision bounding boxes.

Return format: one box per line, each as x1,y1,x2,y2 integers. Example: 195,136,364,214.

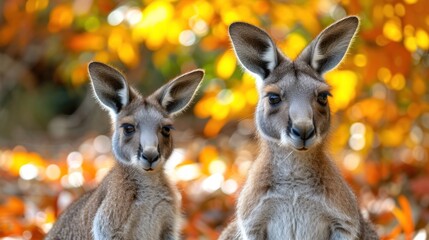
121,123,135,136
161,125,174,137
317,92,330,106
267,93,281,105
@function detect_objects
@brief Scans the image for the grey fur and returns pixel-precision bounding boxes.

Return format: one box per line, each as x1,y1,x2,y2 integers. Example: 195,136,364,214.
46,62,204,240
220,16,378,240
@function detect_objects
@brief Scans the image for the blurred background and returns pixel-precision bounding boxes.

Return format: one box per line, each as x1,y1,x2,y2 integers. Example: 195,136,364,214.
0,0,428,239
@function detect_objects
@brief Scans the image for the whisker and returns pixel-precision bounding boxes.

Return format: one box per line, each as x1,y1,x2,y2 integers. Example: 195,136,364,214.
285,151,293,159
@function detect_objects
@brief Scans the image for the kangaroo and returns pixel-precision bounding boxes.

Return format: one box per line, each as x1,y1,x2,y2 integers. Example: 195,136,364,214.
220,16,378,240
46,62,204,240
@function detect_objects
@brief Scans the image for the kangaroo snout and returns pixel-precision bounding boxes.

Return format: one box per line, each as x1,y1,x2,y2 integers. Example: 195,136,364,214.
290,122,315,141
287,119,317,150
137,145,160,170
141,147,160,163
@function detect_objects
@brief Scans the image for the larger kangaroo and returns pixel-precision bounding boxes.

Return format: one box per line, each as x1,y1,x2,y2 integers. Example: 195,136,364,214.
46,62,204,240
220,16,378,240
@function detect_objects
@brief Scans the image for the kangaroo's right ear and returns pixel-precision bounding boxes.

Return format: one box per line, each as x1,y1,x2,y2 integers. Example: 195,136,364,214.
150,69,204,116
229,22,281,80
88,62,132,115
297,16,359,75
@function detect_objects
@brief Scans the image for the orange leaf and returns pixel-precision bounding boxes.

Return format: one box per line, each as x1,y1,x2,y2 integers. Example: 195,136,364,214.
391,201,414,239
398,195,414,237
67,33,105,52
0,197,25,216
391,207,407,231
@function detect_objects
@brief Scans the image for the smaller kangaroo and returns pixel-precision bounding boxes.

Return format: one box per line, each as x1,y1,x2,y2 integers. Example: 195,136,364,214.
220,16,378,240
46,62,204,240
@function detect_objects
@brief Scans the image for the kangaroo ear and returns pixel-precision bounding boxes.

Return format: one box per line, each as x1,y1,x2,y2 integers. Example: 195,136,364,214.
297,16,359,75
229,22,280,80
88,62,132,115
150,69,204,116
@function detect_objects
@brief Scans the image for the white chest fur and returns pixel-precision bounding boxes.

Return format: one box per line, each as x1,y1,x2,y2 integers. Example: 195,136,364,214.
237,152,360,240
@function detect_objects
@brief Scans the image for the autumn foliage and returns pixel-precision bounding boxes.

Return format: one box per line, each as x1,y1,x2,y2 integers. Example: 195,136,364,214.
1,0,428,239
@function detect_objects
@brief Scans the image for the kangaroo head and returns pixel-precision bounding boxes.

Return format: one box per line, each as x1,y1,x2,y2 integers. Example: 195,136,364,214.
88,62,204,172
229,16,359,151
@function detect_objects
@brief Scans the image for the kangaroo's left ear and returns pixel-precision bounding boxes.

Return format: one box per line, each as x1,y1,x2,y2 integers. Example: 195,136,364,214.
228,22,282,80
88,62,135,116
150,69,204,116
297,16,359,75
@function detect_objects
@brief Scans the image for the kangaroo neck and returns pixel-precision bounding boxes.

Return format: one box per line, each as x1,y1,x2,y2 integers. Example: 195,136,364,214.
115,162,165,185
258,139,327,172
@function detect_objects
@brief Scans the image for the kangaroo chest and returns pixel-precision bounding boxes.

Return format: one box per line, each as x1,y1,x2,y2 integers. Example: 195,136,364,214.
260,168,357,239
263,192,331,239
92,180,179,240
127,186,178,239
262,192,359,240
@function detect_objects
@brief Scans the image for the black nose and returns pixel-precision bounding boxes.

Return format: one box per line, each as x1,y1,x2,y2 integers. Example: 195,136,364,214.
142,150,160,163
291,125,315,141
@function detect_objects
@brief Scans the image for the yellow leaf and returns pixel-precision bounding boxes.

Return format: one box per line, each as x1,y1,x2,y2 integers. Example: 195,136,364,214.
142,1,174,26
210,101,230,120
404,36,417,52
279,33,307,60
230,90,246,113
416,29,429,50
118,42,138,67
383,19,402,42
216,50,236,80
404,0,417,4
325,70,358,112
